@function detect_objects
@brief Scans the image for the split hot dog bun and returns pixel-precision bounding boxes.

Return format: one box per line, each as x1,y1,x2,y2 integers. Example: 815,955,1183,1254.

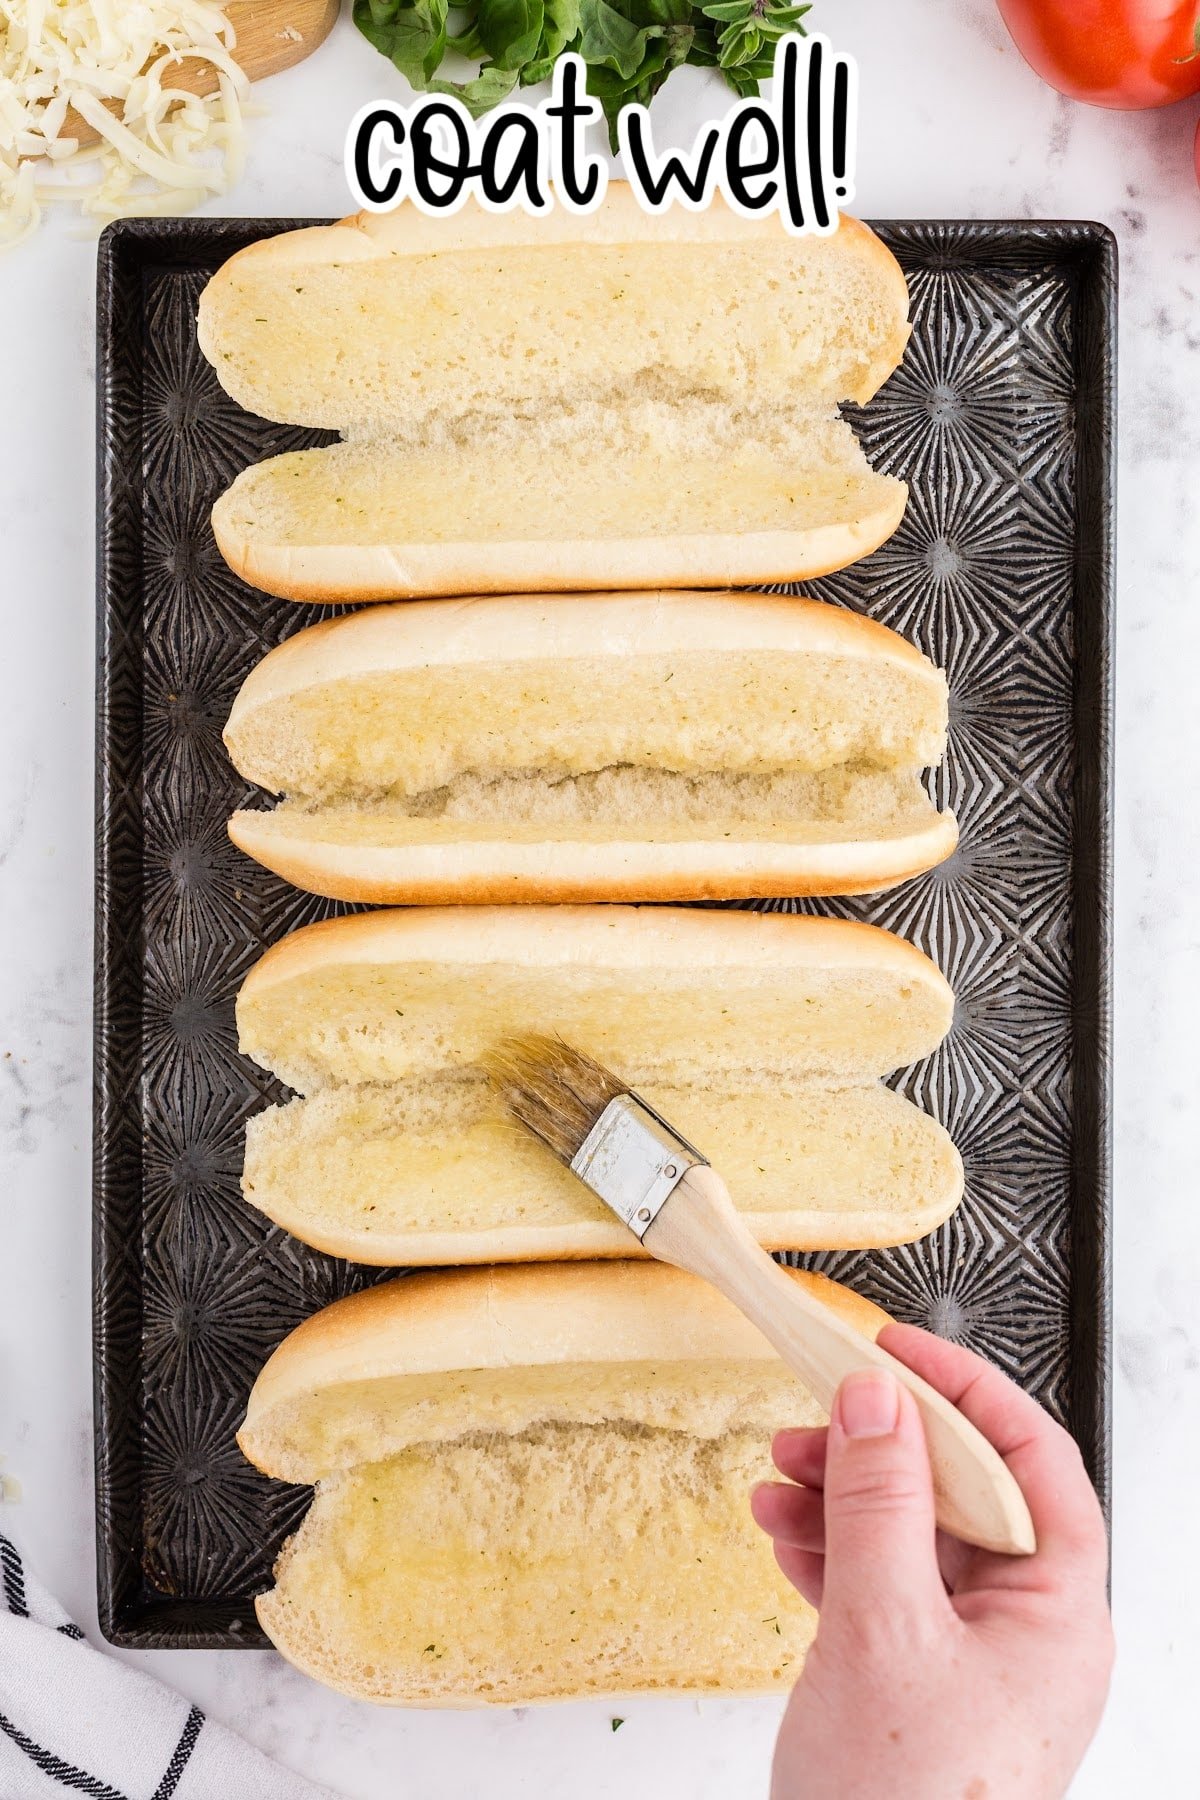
197,193,910,601
237,906,962,1264
224,591,957,904
239,1261,892,1705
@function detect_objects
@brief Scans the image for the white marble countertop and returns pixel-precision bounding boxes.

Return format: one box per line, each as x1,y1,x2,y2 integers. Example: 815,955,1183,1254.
0,1,1194,1793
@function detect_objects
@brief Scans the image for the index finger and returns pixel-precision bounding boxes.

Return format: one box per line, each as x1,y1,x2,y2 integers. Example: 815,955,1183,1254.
876,1321,1108,1586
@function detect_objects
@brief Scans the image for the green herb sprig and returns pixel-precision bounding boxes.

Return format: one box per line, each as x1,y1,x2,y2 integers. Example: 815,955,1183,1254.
353,0,811,146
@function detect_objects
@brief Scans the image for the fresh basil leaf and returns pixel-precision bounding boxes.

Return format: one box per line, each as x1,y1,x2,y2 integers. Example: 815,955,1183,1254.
588,29,686,147
542,0,583,56
649,31,690,75
578,0,652,80
583,63,642,103
596,91,630,151
353,0,403,43
684,25,721,65
449,20,487,56
586,27,678,93
585,60,644,149
699,1,751,21
428,62,522,112
628,57,681,119
476,0,546,69
634,0,692,26
353,0,449,86
354,0,813,141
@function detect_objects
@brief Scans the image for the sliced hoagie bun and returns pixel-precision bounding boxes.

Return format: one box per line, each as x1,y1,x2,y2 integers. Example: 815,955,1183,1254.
239,1261,891,1704
238,905,954,1088
239,1262,890,1481
198,195,910,601
209,414,905,603
237,906,961,1262
199,198,910,433
225,591,956,904
245,1078,962,1264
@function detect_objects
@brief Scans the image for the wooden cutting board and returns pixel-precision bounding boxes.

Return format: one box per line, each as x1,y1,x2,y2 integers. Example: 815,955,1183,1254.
63,0,340,149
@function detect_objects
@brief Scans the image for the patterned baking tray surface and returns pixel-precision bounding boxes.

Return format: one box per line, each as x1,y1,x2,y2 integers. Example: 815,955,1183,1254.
95,218,1114,1645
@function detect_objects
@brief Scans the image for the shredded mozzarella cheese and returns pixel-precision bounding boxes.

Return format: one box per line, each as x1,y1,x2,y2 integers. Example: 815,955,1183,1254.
0,1,250,246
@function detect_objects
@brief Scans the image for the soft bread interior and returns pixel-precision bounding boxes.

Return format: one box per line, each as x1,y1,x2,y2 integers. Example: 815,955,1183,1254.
211,406,903,590
226,636,945,801
238,931,952,1091
241,1265,887,1703
244,1076,962,1264
198,208,910,434
233,767,939,846
224,597,954,900
245,1355,810,1486
200,206,910,598
256,1423,814,1706
239,1264,890,1480
236,910,958,1263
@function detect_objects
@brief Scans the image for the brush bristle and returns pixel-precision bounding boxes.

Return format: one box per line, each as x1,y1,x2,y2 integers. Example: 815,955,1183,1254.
484,1034,629,1166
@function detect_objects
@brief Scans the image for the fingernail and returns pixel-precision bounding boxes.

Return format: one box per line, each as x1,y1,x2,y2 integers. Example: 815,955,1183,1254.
836,1370,900,1438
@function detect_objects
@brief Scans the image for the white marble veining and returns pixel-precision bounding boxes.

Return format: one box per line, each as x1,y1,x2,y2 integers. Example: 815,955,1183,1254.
0,1,1195,1793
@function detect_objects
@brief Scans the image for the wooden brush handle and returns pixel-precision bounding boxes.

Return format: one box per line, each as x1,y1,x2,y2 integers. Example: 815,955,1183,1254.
644,1165,1036,1557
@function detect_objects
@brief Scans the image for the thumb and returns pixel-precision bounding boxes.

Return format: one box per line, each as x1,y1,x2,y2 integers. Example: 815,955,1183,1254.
818,1368,948,1627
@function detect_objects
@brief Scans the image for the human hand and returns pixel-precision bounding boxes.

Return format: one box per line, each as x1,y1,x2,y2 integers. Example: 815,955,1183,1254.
751,1323,1113,1800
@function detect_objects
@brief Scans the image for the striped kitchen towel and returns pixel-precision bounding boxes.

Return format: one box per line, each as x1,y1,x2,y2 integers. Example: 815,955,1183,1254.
0,1531,342,1800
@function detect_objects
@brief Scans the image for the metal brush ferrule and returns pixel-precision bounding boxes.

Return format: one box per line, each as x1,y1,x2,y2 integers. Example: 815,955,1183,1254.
570,1093,709,1240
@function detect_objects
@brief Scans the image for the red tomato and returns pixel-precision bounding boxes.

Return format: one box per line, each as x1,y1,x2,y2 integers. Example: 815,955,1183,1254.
996,1,1200,108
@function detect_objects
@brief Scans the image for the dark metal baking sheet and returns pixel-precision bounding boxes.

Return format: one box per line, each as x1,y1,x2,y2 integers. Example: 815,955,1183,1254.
94,216,1114,1647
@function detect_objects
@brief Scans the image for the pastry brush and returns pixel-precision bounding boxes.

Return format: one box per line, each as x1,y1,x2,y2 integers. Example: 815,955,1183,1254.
486,1034,1035,1558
